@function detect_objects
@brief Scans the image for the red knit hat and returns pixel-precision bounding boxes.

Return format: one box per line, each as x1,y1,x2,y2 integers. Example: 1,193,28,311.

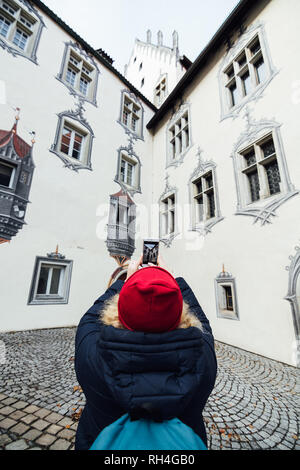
118,266,183,333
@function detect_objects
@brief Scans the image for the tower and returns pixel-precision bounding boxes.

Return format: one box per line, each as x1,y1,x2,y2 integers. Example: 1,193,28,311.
124,30,191,107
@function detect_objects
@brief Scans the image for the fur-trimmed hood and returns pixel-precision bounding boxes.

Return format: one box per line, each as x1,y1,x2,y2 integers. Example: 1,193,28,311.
100,293,203,331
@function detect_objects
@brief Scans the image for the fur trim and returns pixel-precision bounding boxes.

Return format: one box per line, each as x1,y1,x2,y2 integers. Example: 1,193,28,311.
100,294,203,331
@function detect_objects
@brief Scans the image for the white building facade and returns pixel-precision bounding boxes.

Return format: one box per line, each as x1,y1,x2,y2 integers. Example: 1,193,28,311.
0,0,299,367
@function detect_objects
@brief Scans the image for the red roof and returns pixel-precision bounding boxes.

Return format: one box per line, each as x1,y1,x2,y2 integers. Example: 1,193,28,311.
0,123,32,158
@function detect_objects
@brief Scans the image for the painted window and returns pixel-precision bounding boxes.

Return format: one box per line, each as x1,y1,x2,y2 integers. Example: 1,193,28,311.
219,25,278,120
0,160,15,188
36,264,65,296
66,67,77,87
239,134,281,204
120,156,135,187
106,191,136,259
122,95,141,135
160,194,175,237
12,27,28,50
215,270,239,320
63,50,95,100
60,125,85,161
28,256,73,305
50,111,94,172
192,170,216,223
154,76,167,107
115,148,141,195
0,13,11,37
0,0,42,61
224,35,268,110
167,107,191,166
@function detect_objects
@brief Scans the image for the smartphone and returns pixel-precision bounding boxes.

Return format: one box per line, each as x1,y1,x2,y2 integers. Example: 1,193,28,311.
142,239,159,265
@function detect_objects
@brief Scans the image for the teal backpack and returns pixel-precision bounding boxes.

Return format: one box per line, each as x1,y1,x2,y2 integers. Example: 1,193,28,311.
89,413,207,450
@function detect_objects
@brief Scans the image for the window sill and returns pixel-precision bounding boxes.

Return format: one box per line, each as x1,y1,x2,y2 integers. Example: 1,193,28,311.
167,144,192,169
0,35,38,64
114,178,141,196
49,148,92,172
221,68,279,121
28,296,68,305
117,120,144,141
236,189,299,225
56,76,97,106
159,231,179,247
192,215,224,235
217,309,239,320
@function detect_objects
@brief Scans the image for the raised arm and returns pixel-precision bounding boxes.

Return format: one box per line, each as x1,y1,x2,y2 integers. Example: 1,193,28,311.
75,279,124,353
175,277,213,336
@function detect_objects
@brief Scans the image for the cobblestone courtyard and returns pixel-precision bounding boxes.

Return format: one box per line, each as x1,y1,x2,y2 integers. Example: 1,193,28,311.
0,327,299,450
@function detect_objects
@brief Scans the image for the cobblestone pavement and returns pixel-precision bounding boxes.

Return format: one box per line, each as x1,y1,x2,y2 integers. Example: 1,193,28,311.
0,328,299,450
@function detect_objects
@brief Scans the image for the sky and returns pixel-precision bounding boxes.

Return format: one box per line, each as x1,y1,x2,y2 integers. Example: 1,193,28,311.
43,0,241,74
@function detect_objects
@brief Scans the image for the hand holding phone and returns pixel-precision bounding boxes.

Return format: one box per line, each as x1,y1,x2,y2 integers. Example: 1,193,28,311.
142,239,159,265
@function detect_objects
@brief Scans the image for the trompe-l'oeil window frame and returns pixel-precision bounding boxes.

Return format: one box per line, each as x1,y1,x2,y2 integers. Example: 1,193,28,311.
0,0,44,63
50,109,94,172
218,22,278,121
56,41,100,107
28,254,73,305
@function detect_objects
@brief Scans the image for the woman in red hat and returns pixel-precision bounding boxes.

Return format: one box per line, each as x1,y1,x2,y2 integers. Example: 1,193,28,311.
74,255,217,450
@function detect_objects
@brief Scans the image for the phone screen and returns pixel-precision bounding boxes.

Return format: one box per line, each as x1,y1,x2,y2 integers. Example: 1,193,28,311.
143,240,159,265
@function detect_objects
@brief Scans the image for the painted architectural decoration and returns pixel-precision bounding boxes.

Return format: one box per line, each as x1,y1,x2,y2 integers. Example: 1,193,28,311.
106,189,136,262
188,147,224,235
114,142,141,197
218,21,278,121
0,0,45,64
215,266,239,321
0,110,35,242
231,107,298,225
118,89,145,141
166,100,192,168
285,243,300,366
27,246,73,305
56,40,100,107
50,101,94,172
158,174,178,247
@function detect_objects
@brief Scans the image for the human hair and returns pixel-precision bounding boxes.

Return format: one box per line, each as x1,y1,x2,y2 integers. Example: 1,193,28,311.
99,294,203,332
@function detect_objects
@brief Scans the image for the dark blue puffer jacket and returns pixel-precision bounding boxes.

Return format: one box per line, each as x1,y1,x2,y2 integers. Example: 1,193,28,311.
74,277,217,450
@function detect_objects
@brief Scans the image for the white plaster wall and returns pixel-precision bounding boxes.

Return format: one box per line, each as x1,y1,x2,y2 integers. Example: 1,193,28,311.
151,0,300,366
0,8,154,332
